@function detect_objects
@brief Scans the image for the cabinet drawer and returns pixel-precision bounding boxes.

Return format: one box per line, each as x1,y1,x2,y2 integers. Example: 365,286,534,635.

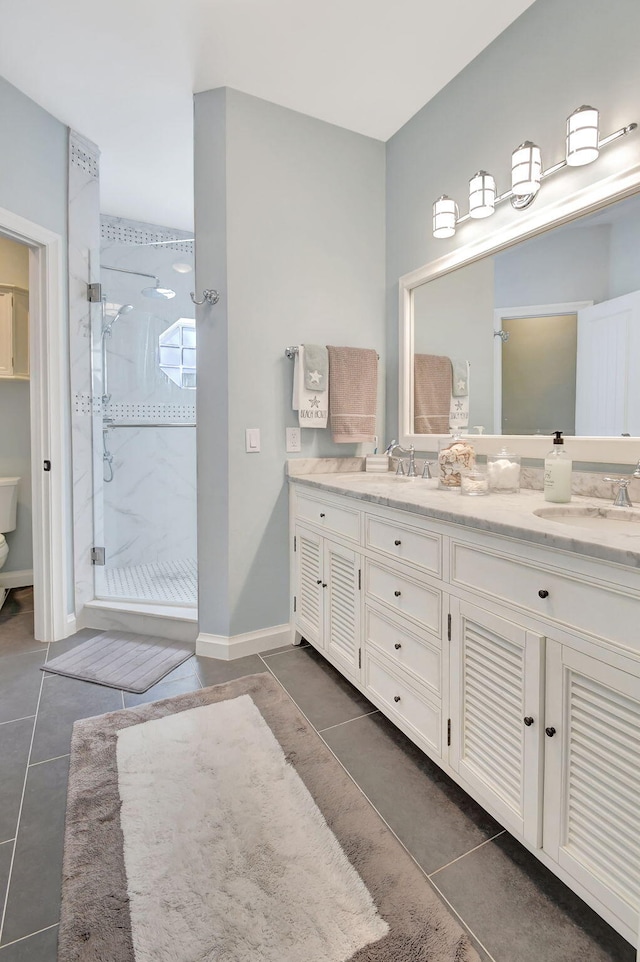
296,493,360,543
365,560,441,634
365,514,441,577
365,605,441,697
364,651,441,755
450,541,640,649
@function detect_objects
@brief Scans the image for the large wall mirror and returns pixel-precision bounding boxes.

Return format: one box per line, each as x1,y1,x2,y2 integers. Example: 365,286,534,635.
399,164,640,462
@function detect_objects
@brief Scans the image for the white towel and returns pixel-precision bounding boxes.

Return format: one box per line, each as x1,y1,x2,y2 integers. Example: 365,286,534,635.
292,346,328,429
449,364,470,430
449,394,469,431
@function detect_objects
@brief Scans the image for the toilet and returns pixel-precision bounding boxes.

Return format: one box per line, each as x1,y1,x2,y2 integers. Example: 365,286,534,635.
0,477,20,610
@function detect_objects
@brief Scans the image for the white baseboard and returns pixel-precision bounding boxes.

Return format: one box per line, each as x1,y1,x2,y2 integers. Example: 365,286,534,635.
83,600,198,643
0,568,34,589
196,623,291,661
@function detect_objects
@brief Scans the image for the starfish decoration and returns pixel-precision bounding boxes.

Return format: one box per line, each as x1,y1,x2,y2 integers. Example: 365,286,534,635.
308,370,322,385
309,395,321,408
455,400,463,410
456,379,467,392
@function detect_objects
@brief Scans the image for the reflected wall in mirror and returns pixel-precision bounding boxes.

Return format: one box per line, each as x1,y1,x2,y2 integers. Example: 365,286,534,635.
412,191,640,438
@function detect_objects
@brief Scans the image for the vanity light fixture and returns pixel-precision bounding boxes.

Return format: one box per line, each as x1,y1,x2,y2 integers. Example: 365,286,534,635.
566,105,599,166
432,107,637,238
469,171,496,218
511,141,542,198
432,195,458,238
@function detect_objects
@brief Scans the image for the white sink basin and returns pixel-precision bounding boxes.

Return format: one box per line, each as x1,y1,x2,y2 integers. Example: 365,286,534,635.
534,504,640,534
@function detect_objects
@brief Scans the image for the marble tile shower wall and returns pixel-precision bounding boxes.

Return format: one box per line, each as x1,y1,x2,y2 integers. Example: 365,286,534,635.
99,215,197,576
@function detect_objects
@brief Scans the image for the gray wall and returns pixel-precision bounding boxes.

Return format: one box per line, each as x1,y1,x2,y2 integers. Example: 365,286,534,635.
195,88,385,637
0,238,31,573
386,0,640,447
0,76,68,235
0,76,70,600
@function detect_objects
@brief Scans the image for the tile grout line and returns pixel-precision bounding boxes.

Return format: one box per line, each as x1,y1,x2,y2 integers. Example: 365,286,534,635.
428,877,500,962
0,641,49,945
427,830,507,878
318,709,380,733
0,839,15,848
0,715,36,728
259,644,309,660
0,921,59,950
28,753,70,768
256,651,499,962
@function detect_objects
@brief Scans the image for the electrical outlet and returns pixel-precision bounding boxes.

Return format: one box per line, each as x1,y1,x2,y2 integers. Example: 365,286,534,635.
286,427,301,452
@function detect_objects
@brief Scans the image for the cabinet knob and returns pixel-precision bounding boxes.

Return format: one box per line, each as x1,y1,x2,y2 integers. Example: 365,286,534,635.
394,590,402,597
394,642,402,650
538,589,549,599
322,582,327,588
523,716,534,727
320,512,326,518
316,579,322,585
545,726,556,737
394,695,401,703
394,539,402,546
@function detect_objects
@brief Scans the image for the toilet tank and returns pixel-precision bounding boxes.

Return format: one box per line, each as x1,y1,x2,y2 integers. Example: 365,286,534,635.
0,478,20,532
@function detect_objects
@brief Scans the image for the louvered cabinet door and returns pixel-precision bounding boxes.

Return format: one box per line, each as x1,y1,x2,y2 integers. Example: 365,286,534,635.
543,642,640,936
294,525,323,647
323,539,361,677
449,599,544,846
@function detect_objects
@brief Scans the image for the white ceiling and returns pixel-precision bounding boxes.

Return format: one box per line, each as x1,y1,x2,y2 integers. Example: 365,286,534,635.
0,0,535,231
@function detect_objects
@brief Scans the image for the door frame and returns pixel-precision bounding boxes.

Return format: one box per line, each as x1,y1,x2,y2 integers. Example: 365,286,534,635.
0,205,70,642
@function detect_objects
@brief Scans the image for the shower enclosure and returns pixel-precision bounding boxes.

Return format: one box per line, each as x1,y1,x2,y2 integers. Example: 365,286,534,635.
92,216,197,610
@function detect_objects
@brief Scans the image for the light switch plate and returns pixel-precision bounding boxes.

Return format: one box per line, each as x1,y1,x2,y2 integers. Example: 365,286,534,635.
246,428,260,453
286,427,301,452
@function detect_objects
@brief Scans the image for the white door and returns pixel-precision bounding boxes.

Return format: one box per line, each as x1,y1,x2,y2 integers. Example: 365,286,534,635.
576,290,640,436
323,539,361,677
449,599,545,845
293,525,323,648
544,641,640,936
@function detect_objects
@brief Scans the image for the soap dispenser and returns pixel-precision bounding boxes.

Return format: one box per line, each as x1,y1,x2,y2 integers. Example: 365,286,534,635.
544,431,572,503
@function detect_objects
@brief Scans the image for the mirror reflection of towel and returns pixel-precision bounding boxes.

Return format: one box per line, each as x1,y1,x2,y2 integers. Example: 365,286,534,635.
452,359,469,397
414,354,452,434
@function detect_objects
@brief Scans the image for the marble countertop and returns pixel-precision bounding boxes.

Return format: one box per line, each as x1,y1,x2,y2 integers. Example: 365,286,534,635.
289,471,640,569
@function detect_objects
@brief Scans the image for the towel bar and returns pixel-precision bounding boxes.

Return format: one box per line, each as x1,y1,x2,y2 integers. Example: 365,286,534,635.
285,346,379,360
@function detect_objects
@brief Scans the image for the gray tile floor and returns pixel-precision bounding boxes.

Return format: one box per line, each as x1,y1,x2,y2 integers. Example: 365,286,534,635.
0,587,634,961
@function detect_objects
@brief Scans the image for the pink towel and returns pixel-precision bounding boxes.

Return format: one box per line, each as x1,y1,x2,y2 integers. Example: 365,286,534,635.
414,354,452,434
327,346,378,443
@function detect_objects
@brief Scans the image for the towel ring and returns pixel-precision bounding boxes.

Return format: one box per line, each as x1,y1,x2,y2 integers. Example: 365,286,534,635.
190,289,220,306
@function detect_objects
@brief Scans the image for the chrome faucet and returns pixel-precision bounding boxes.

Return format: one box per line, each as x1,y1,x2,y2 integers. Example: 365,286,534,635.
388,442,417,477
605,477,633,507
604,460,640,507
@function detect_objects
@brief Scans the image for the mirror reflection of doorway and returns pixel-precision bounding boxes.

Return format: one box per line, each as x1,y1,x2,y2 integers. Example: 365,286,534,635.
494,304,587,436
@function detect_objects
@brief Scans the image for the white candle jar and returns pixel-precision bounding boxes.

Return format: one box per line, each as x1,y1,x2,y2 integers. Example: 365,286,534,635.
487,447,521,494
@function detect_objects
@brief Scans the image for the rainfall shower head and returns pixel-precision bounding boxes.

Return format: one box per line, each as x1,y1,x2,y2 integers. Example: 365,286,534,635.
102,303,133,336
142,281,176,300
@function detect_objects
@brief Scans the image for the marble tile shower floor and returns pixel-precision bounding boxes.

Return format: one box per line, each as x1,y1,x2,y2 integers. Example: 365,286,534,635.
0,589,634,961
104,557,197,604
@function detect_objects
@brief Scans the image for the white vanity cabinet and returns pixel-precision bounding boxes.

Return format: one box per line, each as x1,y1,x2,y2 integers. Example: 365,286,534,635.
289,478,640,949
449,598,545,847
293,492,362,679
0,286,29,379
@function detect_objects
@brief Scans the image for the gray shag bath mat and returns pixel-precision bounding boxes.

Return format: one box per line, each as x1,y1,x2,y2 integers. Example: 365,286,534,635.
42,631,193,693
59,672,481,962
